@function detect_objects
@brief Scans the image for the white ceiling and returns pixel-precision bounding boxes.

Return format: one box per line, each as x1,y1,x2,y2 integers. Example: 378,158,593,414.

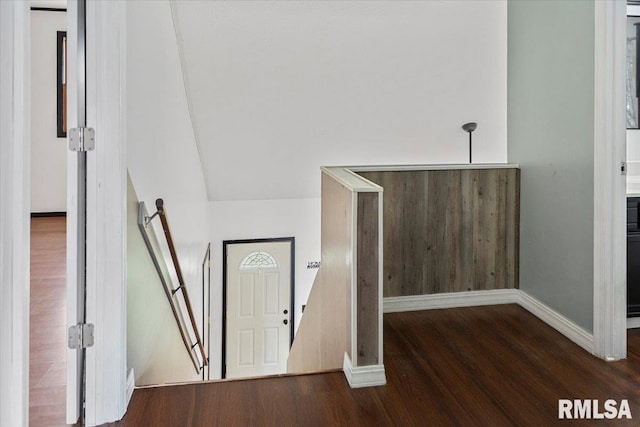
171,1,507,201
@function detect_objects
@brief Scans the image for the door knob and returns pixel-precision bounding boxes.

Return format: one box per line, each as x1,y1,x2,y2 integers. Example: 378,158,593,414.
283,319,288,325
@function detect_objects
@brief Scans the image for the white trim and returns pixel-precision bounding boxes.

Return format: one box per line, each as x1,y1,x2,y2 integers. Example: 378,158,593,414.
126,369,135,406
383,290,595,355
65,1,79,421
628,5,640,17
321,167,383,192
342,353,386,388
383,289,520,313
627,317,640,329
346,163,520,172
517,292,595,355
377,190,384,367
0,2,30,426
593,0,627,361
321,165,521,191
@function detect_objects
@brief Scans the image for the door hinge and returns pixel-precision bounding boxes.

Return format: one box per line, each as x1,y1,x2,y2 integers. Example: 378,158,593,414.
69,127,96,152
68,323,95,350
622,162,627,175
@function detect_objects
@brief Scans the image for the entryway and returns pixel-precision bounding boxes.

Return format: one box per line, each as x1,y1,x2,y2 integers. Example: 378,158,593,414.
222,238,294,379
29,5,68,426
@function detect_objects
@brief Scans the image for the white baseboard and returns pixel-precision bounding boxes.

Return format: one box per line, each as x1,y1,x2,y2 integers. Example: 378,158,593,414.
383,289,520,313
516,291,594,354
383,289,595,355
126,368,135,406
342,353,386,388
627,317,640,329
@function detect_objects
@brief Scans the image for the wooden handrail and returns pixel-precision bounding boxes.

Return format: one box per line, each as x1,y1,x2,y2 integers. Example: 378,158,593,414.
137,202,201,373
155,198,208,368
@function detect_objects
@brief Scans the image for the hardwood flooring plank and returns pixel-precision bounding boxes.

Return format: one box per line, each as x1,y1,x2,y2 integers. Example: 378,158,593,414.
385,310,517,426
111,305,640,426
30,217,67,427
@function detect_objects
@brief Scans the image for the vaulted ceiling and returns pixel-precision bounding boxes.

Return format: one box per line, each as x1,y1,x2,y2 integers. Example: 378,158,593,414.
170,1,507,201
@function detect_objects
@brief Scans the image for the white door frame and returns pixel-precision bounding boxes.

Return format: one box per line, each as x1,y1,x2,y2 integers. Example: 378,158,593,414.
222,237,295,379
593,0,627,361
65,0,82,420
0,1,30,426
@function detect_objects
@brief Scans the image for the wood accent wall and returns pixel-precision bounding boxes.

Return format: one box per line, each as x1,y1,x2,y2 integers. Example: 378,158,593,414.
287,173,354,373
356,192,379,366
358,168,520,297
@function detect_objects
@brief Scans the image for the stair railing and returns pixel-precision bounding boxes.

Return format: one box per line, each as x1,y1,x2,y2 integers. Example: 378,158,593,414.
137,198,208,374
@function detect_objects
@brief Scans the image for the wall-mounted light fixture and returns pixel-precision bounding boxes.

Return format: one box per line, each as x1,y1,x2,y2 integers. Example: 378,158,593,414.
462,122,477,163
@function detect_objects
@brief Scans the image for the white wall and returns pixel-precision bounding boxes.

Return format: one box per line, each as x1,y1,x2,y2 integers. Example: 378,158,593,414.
172,0,508,201
209,198,320,379
30,10,66,213
126,0,210,333
126,0,210,383
127,176,201,385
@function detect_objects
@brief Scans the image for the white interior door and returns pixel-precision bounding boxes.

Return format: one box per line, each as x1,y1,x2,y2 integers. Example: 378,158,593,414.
226,240,292,379
67,1,129,424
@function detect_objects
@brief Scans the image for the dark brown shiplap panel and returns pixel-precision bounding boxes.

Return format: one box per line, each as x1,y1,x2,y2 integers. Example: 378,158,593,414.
507,169,521,289
356,192,379,366
459,170,474,292
494,169,507,291
358,168,520,297
446,170,464,292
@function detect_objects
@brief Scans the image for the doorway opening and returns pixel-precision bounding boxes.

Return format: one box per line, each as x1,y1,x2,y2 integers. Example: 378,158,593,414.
29,5,68,426
222,237,295,379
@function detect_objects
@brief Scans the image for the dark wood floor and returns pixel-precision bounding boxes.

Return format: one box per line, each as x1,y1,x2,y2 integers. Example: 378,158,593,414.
111,305,640,427
30,217,67,427
29,217,640,426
